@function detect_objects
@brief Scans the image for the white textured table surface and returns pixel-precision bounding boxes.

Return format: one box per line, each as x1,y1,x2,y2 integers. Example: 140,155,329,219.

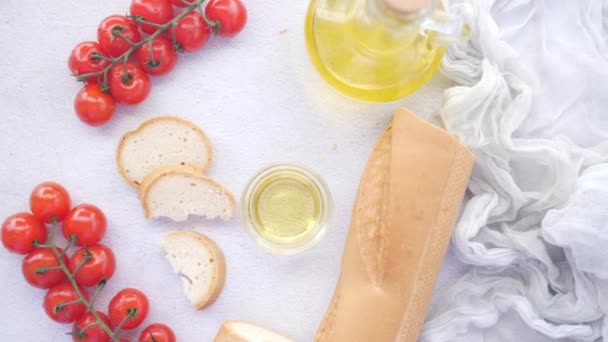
0,1,453,340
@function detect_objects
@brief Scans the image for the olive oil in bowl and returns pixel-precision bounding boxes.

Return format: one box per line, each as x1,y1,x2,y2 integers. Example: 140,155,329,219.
242,163,332,254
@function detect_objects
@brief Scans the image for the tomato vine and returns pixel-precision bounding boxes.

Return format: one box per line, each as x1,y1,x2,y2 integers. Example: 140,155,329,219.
76,0,207,92
34,223,127,341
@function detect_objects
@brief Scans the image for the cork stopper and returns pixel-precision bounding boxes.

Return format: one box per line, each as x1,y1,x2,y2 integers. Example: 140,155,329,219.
380,0,431,14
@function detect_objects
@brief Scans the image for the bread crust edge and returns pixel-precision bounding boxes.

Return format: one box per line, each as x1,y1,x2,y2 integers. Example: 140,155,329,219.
163,230,227,310
213,320,294,342
116,116,214,188
139,165,237,220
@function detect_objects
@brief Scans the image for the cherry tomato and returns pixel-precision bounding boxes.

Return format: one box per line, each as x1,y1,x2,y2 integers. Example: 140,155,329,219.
69,244,116,288
130,0,174,34
98,15,142,58
68,42,111,83
30,182,71,223
43,282,89,323
139,323,176,342
62,204,107,247
109,62,151,105
1,213,47,254
168,12,211,52
72,311,113,342
205,0,247,37
169,0,194,7
108,288,149,330
74,84,115,127
135,36,178,76
22,247,68,289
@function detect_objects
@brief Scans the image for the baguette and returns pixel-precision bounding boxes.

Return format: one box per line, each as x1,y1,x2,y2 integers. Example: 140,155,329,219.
139,165,236,222
315,108,474,341
160,231,226,310
117,116,213,187
214,320,294,342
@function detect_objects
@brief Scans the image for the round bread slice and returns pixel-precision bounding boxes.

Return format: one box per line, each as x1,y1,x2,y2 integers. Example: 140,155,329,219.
117,116,213,187
139,165,236,222
161,231,226,310
214,320,294,342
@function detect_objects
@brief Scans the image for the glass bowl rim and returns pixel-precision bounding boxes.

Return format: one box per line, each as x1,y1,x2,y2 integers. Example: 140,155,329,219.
240,162,333,255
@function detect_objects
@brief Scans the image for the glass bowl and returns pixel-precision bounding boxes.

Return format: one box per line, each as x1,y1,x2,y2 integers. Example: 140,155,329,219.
241,162,333,254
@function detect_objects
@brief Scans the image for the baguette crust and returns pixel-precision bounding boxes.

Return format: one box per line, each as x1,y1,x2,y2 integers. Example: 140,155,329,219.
162,230,227,310
117,116,213,187
139,165,236,220
315,108,474,342
214,320,294,342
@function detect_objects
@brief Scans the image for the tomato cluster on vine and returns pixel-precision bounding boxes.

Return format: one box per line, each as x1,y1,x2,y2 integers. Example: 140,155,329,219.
69,0,247,127
1,182,175,342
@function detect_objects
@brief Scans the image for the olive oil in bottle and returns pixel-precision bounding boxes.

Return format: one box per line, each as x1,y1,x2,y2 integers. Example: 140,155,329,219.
305,0,468,102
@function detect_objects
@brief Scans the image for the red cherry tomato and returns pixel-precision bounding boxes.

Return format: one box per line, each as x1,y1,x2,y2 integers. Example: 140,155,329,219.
98,15,142,58
30,182,71,223
68,42,111,83
108,288,149,330
62,204,107,247
43,282,89,323
135,36,178,76
1,213,47,254
72,311,113,342
22,247,68,289
69,244,116,288
139,323,176,342
168,12,211,52
74,84,115,127
109,62,151,105
169,0,194,7
205,0,247,37
130,0,174,34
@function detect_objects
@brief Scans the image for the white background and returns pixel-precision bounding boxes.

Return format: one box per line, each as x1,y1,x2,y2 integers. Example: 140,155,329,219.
0,0,457,341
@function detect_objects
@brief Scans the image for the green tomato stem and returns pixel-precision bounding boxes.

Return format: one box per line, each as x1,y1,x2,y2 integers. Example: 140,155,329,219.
55,299,82,312
59,235,77,258
114,31,136,46
71,257,88,276
199,7,220,33
131,16,164,28
112,308,137,335
147,37,160,69
171,22,181,52
90,279,107,305
35,265,63,274
101,69,110,93
79,321,100,334
32,240,51,249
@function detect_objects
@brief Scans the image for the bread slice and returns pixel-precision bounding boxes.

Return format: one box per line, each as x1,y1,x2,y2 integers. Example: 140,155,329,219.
214,321,294,342
160,231,226,310
117,116,213,187
139,165,236,222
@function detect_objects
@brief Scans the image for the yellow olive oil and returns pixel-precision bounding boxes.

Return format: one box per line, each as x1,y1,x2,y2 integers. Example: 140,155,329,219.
305,0,445,102
250,170,323,244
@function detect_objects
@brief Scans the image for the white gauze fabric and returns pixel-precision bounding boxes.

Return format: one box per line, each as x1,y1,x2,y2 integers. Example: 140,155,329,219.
422,0,608,341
